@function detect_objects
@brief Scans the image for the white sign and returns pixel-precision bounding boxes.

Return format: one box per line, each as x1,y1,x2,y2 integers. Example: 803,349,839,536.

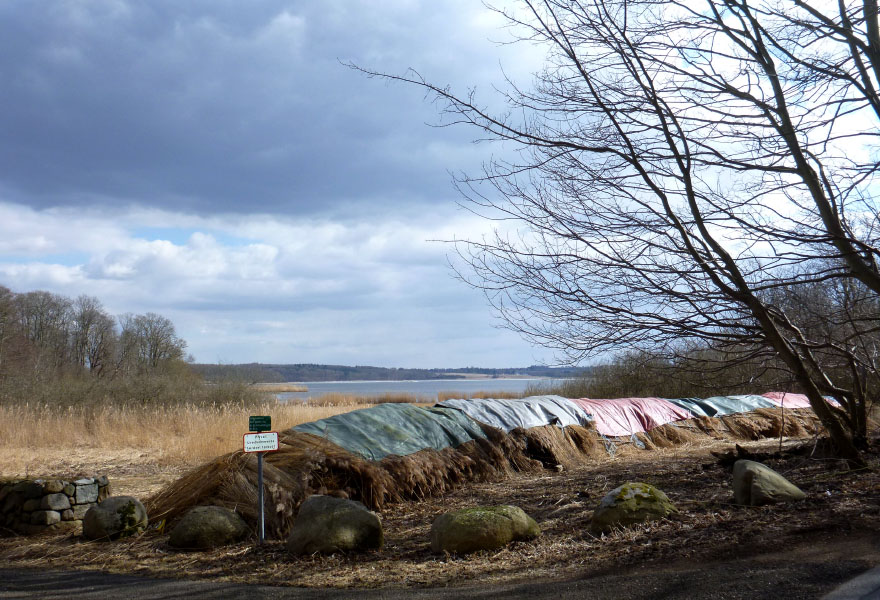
243,431,279,453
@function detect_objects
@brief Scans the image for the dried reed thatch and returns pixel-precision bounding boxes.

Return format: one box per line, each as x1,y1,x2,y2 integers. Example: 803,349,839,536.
640,407,821,448
147,407,825,540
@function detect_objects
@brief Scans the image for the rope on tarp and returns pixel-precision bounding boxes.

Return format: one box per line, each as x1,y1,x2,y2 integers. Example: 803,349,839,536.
598,433,617,457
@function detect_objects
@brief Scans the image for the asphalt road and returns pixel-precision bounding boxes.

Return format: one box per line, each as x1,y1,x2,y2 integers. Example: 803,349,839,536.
1,557,878,600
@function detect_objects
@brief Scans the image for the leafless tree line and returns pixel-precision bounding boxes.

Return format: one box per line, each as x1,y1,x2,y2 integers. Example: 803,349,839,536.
0,285,187,381
359,0,880,463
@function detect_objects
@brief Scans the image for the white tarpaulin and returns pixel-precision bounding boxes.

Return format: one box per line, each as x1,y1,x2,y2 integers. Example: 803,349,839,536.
437,395,593,432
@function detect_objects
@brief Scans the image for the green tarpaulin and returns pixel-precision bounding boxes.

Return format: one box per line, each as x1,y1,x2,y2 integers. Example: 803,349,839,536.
667,394,777,417
292,403,486,461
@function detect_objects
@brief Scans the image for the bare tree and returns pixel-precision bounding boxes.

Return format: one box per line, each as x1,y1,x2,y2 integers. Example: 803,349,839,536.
117,312,186,372
14,290,72,374
0,285,14,374
358,0,880,463
70,295,117,377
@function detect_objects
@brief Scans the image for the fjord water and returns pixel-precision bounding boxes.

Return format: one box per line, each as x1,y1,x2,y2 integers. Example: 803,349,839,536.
276,378,558,403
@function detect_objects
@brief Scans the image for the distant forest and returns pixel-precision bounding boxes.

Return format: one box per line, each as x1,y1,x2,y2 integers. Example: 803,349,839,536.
192,363,589,383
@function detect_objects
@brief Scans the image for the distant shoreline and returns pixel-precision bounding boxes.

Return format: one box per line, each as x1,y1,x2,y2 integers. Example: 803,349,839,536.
284,376,555,385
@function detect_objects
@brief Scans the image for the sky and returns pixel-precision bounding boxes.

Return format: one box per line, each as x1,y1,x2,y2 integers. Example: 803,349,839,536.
0,0,557,368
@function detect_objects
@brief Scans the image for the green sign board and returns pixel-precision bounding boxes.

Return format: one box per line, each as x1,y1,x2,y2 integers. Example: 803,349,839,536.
249,415,271,432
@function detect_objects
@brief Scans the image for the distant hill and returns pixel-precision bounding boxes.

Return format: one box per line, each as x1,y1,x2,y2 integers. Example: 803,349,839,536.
191,363,589,383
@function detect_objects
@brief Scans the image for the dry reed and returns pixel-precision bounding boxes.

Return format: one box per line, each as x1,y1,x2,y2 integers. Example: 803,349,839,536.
251,383,309,392
0,401,363,476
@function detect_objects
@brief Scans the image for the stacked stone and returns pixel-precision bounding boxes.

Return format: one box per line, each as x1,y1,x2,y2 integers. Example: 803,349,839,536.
0,476,111,535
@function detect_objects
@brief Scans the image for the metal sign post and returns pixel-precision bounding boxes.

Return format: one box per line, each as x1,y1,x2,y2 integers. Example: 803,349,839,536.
257,452,265,543
244,416,277,544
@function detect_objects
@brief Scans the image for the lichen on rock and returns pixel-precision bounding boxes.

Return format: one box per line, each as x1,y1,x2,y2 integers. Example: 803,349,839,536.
430,504,540,554
590,482,677,534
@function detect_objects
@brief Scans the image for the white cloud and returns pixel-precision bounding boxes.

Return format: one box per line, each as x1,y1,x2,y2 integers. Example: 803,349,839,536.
0,201,541,366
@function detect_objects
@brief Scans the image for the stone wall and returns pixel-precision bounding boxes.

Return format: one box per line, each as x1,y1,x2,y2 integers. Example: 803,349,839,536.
0,476,111,535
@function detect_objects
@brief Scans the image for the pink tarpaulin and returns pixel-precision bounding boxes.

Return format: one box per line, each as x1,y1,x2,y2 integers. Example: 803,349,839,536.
762,392,812,409
763,391,839,408
571,397,694,437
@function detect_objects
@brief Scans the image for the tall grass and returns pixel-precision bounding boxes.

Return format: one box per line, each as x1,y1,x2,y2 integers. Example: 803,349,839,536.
0,380,528,478
0,399,364,474
304,389,524,406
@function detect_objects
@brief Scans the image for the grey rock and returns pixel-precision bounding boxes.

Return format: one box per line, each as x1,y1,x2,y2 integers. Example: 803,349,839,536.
591,482,677,534
12,481,43,499
733,460,806,506
95,476,109,487
74,478,95,486
0,485,12,503
75,483,99,504
41,493,71,511
61,509,74,521
52,521,80,533
63,483,75,496
169,506,250,550
287,495,383,555
430,505,541,554
44,480,65,494
3,492,23,513
72,503,93,520
22,499,41,512
82,496,148,540
31,510,61,525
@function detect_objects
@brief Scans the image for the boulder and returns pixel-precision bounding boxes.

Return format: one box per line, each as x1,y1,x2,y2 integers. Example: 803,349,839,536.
287,495,383,555
72,503,93,520
41,493,71,511
430,505,540,554
44,480,66,494
733,460,806,506
169,506,250,550
3,492,23,513
31,510,61,525
82,496,148,540
591,482,677,534
12,481,43,499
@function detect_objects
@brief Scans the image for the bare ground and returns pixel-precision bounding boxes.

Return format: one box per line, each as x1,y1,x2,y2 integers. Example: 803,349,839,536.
1,435,879,598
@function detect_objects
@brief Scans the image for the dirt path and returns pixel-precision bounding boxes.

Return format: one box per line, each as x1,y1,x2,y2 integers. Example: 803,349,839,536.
1,532,876,600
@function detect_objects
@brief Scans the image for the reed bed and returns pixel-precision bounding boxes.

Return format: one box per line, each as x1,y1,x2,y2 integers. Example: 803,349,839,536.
251,383,309,393
436,389,523,402
304,389,524,406
0,401,363,474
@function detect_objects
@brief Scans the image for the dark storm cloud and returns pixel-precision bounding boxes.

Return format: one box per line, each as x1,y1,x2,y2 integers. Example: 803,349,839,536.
0,0,504,216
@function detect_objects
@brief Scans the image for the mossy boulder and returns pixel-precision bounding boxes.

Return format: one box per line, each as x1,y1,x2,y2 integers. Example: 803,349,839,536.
82,496,148,540
590,482,677,534
430,505,540,554
286,495,383,555
169,506,250,550
733,460,806,506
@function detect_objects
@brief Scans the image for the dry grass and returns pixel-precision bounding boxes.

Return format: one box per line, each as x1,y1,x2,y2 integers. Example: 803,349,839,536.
307,392,430,406
306,389,524,406
0,401,363,478
251,383,309,393
436,390,523,402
